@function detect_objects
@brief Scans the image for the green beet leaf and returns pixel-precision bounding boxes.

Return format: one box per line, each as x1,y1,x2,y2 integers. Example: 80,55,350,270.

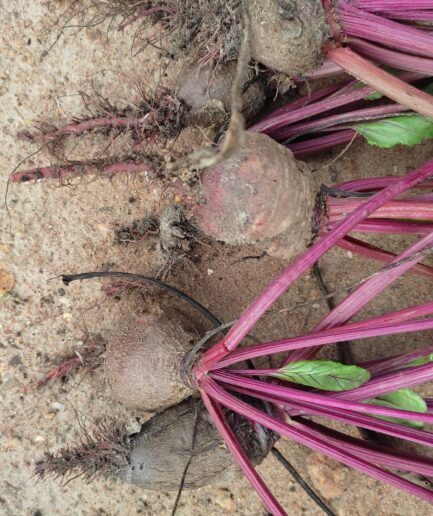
273,360,370,391
406,353,433,368
354,114,433,149
366,388,427,429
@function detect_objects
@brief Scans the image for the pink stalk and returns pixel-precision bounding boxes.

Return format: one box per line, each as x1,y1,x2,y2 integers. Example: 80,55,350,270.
249,80,376,134
330,362,433,401
289,130,357,157
300,59,344,79
212,318,433,369
337,176,433,192
336,237,433,279
339,219,433,235
200,391,285,515
349,37,433,75
275,103,409,142
196,159,433,375
211,371,433,424
223,382,433,449
361,345,433,376
382,10,433,21
258,80,351,123
327,47,433,119
350,1,433,12
296,418,433,477
10,161,154,183
328,199,433,221
338,3,433,59
202,377,433,503
288,230,433,362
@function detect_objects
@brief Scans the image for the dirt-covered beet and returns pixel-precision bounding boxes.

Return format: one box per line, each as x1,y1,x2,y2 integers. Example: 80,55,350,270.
177,62,266,127
194,132,316,260
119,398,276,489
36,398,276,490
248,0,329,76
104,309,196,412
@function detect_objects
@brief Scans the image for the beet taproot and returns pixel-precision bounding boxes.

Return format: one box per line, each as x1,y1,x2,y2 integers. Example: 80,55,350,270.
195,132,316,260
104,309,196,412
177,62,266,127
36,398,276,490
248,0,328,77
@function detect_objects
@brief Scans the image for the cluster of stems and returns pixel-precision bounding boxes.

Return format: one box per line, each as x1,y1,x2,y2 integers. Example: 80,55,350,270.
194,157,433,514
317,1,433,118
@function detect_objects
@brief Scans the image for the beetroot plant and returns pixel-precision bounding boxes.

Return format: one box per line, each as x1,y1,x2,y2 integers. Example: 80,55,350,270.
36,157,433,514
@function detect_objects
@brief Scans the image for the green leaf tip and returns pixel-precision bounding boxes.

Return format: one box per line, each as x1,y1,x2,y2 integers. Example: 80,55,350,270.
273,360,370,391
367,389,427,429
354,114,433,149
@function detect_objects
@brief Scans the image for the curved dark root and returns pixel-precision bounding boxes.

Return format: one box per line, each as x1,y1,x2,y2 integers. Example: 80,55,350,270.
35,422,130,483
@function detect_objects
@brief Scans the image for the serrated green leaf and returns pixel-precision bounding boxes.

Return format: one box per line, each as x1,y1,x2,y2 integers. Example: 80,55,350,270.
273,360,370,391
406,353,433,368
365,389,427,429
354,114,433,149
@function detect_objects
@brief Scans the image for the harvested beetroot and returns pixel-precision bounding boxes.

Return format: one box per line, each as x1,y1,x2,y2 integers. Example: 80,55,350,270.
195,132,316,260
177,62,265,126
248,0,328,76
104,309,196,412
37,397,275,490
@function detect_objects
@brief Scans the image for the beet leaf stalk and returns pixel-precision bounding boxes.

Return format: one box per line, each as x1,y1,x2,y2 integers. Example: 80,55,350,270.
319,1,433,118
250,77,433,157
193,159,433,512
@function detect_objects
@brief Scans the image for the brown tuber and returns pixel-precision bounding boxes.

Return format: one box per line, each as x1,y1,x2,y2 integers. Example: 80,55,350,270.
36,398,276,491
248,0,328,77
195,132,316,260
104,309,196,412
177,62,266,127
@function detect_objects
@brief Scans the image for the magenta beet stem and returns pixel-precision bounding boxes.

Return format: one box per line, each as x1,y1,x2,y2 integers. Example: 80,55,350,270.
211,371,433,424
338,2,433,59
330,362,433,401
338,219,433,235
350,1,433,11
274,103,409,142
212,318,433,370
288,130,357,158
336,237,433,279
196,158,433,374
256,80,351,123
300,59,344,80
349,37,433,75
327,47,433,118
361,345,433,376
249,80,374,134
223,381,433,450
381,10,433,21
328,198,433,221
337,176,433,192
202,377,433,503
288,229,433,363
200,391,286,516
296,418,433,478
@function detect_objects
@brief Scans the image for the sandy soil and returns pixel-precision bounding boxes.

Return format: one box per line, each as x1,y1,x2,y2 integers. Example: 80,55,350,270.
2,2,433,515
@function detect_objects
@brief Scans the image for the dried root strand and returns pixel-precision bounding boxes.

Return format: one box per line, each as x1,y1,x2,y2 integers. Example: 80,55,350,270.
34,336,106,389
10,157,157,183
35,422,130,483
